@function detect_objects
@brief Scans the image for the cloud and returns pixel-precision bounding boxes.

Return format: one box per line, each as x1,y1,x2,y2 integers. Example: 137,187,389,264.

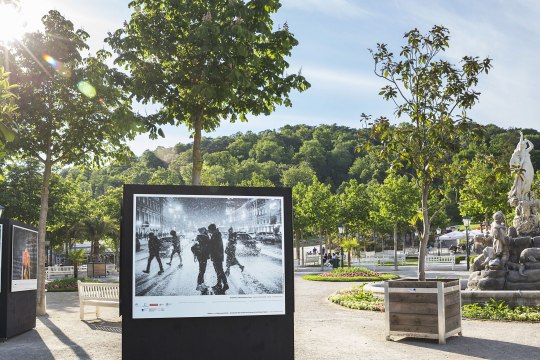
283,0,370,19
302,65,384,93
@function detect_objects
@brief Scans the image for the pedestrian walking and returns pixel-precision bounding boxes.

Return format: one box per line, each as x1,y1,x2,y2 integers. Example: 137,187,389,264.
208,223,229,292
225,227,244,276
166,230,183,268
192,227,210,292
143,232,164,275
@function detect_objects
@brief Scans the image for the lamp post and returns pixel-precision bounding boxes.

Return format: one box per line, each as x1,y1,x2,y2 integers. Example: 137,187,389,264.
338,225,344,268
0,204,4,218
463,216,471,271
436,227,442,256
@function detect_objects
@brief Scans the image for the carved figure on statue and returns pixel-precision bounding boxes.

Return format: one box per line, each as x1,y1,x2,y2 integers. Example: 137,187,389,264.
508,131,534,201
491,211,509,267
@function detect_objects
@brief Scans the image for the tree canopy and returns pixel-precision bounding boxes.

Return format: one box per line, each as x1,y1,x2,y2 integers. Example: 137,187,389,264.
106,0,310,184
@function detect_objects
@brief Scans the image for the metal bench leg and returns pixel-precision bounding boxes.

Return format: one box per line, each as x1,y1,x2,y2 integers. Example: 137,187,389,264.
80,303,85,320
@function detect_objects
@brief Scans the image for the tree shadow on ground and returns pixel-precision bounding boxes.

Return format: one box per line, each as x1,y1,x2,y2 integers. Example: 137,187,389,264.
38,315,91,359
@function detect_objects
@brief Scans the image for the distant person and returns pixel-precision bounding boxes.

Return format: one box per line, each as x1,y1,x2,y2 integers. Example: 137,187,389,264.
192,227,211,292
208,224,229,292
22,247,31,279
143,232,164,275
166,230,183,268
225,227,244,276
312,247,317,255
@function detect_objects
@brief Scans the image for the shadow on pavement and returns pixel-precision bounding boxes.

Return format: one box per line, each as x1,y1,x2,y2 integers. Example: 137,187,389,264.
83,319,122,334
396,336,539,360
0,329,54,360
38,315,91,359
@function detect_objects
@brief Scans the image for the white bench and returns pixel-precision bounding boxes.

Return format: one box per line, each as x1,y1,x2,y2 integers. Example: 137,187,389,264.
426,255,455,270
77,280,119,320
304,254,321,265
375,253,406,265
358,257,380,268
46,266,74,279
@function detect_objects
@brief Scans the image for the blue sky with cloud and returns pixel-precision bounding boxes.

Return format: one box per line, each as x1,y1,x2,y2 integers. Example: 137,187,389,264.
16,0,540,155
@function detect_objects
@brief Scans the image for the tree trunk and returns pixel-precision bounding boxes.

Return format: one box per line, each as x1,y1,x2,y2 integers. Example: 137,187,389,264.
191,111,204,185
417,183,430,281
393,222,399,271
36,154,53,316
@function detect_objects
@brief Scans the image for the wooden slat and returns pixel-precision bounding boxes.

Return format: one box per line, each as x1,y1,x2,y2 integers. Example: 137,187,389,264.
444,291,461,306
388,301,438,315
390,323,438,334
445,314,461,333
444,303,461,318
389,293,437,304
390,313,438,327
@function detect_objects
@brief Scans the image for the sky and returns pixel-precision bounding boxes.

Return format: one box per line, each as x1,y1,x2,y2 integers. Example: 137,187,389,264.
8,0,540,155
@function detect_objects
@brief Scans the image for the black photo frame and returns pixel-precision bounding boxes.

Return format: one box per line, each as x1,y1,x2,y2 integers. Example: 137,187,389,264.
121,185,294,360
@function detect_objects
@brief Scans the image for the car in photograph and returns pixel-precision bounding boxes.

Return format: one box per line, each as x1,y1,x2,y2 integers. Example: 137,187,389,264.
255,232,276,244
235,232,261,256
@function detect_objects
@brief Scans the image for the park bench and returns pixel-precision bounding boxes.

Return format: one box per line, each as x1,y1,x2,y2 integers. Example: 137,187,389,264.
425,254,456,270
77,280,119,320
357,257,380,268
375,252,406,265
304,254,321,265
46,266,74,279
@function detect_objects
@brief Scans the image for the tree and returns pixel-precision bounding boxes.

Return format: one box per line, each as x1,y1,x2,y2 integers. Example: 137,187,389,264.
459,153,512,223
107,0,310,184
0,66,17,159
282,162,316,187
374,174,419,270
338,179,372,250
67,249,87,279
72,215,117,262
340,235,359,267
3,11,139,314
365,26,491,280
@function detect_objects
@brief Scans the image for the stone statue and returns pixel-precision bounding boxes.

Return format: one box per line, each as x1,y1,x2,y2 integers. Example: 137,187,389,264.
491,211,509,267
467,132,540,290
508,131,534,202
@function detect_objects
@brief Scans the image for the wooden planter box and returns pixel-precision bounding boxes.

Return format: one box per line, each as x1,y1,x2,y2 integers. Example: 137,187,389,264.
384,278,462,344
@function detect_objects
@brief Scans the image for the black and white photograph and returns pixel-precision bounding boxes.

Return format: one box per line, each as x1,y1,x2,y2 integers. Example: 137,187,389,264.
132,193,286,318
11,225,38,292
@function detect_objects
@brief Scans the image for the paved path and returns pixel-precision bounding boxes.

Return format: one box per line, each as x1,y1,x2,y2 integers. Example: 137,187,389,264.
0,268,539,359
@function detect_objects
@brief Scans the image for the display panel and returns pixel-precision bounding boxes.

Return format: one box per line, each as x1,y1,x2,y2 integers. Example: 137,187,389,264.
0,223,3,292
11,225,38,292
133,193,285,319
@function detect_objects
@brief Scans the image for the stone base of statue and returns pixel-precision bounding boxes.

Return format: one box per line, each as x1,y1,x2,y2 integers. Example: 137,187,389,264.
467,236,540,291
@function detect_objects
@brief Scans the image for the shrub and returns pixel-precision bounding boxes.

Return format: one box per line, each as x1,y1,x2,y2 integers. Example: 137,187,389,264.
46,277,94,292
463,299,540,321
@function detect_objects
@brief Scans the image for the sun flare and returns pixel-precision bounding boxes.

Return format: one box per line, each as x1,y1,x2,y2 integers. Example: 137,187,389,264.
0,1,26,44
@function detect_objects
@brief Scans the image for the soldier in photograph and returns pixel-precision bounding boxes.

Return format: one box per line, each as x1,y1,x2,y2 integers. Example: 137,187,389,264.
192,227,210,292
225,227,244,276
167,230,183,268
143,232,164,275
208,223,229,292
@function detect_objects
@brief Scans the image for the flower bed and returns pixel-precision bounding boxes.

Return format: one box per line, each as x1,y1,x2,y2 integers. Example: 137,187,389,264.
329,284,384,311
303,267,399,282
46,277,94,292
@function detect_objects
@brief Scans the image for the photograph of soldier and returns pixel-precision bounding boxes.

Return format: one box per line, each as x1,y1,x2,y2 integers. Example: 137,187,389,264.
225,227,244,276
22,247,31,279
166,230,183,268
192,227,210,293
143,232,164,275
208,224,229,293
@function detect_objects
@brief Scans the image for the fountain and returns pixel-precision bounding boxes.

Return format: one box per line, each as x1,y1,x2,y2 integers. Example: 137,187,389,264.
465,132,540,305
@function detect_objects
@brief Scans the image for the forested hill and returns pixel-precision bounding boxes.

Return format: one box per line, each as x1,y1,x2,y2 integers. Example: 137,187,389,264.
1,122,539,239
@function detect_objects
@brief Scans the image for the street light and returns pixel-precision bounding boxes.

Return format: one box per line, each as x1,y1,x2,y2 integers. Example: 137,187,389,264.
338,225,345,268
463,216,471,271
436,227,442,256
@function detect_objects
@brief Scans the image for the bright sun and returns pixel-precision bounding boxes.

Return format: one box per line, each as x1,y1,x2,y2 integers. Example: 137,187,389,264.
0,1,27,44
